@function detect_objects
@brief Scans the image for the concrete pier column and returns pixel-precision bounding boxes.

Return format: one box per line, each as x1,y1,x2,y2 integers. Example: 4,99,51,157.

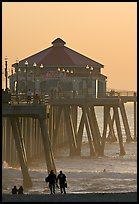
107,111,117,142
52,107,62,151
5,118,11,163
36,119,40,157
39,118,56,173
16,118,28,166
83,107,96,156
10,130,17,165
2,118,6,162
64,106,77,156
71,106,78,136
10,117,32,188
49,106,54,142
113,106,126,156
90,106,102,142
76,109,84,156
86,107,101,156
101,105,110,156
26,118,31,162
119,102,133,142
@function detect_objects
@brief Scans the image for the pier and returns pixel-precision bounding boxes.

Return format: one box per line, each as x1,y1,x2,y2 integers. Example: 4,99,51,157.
2,90,137,187
2,38,137,188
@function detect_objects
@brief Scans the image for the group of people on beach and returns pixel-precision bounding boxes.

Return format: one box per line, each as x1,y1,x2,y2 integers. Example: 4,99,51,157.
11,170,67,195
12,185,23,194
45,170,67,194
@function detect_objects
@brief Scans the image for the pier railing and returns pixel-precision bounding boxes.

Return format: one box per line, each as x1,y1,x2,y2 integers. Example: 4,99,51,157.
2,90,137,105
105,91,136,97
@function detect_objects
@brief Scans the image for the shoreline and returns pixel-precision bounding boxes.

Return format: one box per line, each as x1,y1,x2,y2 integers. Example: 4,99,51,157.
2,192,137,202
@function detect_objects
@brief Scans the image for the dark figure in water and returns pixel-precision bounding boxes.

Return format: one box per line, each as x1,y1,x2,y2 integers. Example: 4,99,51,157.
46,170,57,194
12,186,18,194
18,186,24,194
57,170,67,194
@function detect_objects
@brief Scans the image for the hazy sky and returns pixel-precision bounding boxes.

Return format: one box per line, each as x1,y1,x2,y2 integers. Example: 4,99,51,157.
2,2,137,91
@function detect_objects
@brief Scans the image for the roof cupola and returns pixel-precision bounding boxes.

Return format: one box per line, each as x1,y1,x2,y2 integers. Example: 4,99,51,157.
52,38,66,47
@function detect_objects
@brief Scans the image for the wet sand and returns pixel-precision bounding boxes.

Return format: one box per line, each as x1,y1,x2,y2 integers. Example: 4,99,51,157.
2,192,137,202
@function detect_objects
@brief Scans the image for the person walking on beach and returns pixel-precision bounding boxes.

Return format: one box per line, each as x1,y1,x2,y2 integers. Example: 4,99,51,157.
12,186,18,194
46,170,57,194
57,170,67,194
18,185,24,194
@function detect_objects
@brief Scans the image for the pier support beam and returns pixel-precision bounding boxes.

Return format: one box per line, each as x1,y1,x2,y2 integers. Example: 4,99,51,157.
39,118,56,173
71,106,78,136
90,106,102,142
119,102,133,142
107,112,117,142
113,106,126,156
76,110,85,156
64,106,78,156
86,107,102,156
101,105,110,156
5,118,11,163
52,107,63,151
83,107,96,156
10,117,32,188
23,118,31,163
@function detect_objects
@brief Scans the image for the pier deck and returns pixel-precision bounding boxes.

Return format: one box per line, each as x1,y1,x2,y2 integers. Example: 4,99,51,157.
2,104,47,118
2,91,137,187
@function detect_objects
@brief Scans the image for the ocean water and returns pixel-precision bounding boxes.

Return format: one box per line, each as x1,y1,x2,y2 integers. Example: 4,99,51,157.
2,103,137,194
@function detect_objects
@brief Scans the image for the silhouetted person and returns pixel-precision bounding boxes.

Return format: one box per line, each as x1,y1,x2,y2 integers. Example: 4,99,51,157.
12,186,18,194
110,89,115,96
57,170,67,194
18,185,24,194
50,89,54,99
33,93,40,104
46,170,57,194
27,89,32,103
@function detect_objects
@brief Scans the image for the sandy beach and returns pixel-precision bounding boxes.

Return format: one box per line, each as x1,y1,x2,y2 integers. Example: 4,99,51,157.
2,192,137,202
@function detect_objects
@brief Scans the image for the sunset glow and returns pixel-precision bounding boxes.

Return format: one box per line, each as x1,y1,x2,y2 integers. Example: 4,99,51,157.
2,2,137,91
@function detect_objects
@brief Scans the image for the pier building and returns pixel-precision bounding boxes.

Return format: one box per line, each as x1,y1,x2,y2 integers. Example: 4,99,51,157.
9,38,106,98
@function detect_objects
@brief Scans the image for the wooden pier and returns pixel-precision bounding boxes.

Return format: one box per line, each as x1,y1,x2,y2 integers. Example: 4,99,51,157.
2,91,137,188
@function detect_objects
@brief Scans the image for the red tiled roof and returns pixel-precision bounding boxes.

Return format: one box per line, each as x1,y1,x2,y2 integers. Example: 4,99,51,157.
12,38,104,68
40,47,75,66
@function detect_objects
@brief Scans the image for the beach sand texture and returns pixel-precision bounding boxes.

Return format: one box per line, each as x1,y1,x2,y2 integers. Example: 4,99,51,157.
2,192,137,202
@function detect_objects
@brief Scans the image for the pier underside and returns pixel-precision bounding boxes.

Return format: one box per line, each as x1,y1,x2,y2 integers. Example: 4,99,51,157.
2,96,137,187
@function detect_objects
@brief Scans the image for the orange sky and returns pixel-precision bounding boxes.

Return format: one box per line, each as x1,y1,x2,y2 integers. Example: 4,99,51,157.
2,2,137,91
